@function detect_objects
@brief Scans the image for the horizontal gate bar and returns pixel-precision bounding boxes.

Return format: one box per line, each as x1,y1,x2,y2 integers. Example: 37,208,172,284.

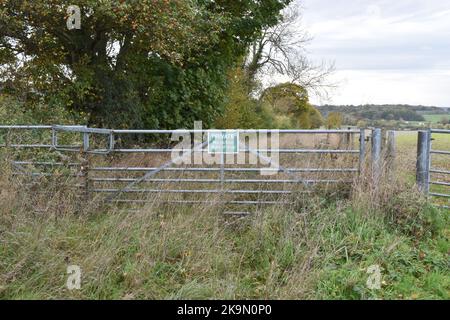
13,161,82,167
89,178,351,184
13,172,83,177
0,125,84,129
111,148,360,154
93,189,294,194
430,181,450,187
430,169,450,175
8,144,53,148
112,129,361,134
90,167,358,173
22,183,85,189
431,129,450,134
429,192,450,198
431,150,450,155
112,199,296,205
0,126,360,133
53,125,110,134
6,144,82,149
247,149,359,154
223,211,252,216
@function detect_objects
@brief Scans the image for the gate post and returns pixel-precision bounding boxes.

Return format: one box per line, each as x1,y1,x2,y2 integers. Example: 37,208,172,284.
371,128,382,183
416,130,430,194
386,130,396,171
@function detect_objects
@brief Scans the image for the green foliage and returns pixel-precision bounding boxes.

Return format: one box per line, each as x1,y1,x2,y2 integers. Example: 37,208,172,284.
0,0,291,129
0,94,84,125
216,76,323,129
326,112,343,129
260,83,323,129
215,68,272,129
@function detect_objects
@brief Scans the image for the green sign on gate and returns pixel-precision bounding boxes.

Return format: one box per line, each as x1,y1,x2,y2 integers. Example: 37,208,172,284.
208,131,239,154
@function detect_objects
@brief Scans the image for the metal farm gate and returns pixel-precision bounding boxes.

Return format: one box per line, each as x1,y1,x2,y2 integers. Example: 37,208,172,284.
0,125,377,215
417,129,450,210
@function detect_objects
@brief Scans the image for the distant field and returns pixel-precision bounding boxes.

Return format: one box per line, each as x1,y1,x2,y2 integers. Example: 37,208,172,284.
396,131,450,170
423,114,449,124
397,131,450,149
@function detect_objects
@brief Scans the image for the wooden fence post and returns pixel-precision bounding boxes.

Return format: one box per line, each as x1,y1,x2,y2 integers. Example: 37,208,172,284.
416,130,430,194
386,130,396,171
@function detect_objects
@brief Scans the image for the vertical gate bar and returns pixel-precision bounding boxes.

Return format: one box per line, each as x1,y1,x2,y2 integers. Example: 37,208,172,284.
220,152,225,190
82,132,90,202
426,129,432,195
372,128,382,183
5,129,11,170
359,128,366,174
416,130,430,194
343,129,349,149
51,127,57,148
5,128,10,148
109,132,115,152
350,130,355,150
83,132,90,152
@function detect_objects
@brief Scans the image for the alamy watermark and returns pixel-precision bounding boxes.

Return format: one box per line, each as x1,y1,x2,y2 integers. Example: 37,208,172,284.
366,264,382,290
66,265,81,290
66,5,81,30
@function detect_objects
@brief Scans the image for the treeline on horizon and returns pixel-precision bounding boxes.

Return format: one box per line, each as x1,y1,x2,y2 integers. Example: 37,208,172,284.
316,104,450,126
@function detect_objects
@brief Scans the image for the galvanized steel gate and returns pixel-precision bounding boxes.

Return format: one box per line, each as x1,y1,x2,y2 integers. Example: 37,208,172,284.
1,125,373,214
417,129,450,209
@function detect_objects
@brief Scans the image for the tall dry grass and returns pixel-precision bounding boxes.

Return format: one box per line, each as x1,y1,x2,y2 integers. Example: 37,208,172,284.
0,134,448,300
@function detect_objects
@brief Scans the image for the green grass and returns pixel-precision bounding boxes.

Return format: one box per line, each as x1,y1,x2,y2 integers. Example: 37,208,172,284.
0,130,449,300
0,180,448,300
396,131,450,207
396,131,450,149
423,114,449,124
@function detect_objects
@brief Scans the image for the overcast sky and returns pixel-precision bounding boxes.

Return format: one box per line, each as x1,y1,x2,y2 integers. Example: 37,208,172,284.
300,0,450,107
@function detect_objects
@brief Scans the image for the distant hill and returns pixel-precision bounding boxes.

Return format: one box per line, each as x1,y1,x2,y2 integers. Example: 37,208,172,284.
315,104,449,125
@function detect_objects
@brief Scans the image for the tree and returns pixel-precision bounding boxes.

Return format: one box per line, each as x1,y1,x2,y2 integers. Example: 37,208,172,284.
326,112,343,129
215,67,264,129
0,0,292,129
439,116,449,125
243,2,334,96
260,83,323,129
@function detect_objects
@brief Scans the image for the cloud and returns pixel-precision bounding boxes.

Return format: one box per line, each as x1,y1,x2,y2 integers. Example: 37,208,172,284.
299,0,450,107
318,69,450,107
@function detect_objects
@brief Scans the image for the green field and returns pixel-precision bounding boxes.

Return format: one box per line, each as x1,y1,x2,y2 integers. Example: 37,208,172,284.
396,131,450,207
396,132,450,150
423,114,449,124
